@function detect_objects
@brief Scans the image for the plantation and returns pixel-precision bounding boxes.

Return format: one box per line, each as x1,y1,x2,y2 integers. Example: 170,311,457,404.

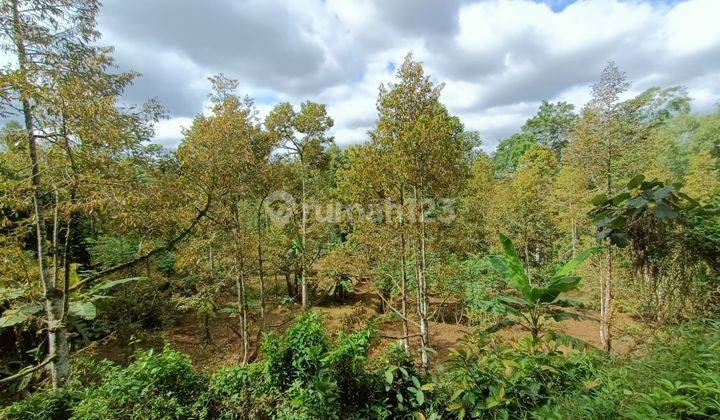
1,0,720,418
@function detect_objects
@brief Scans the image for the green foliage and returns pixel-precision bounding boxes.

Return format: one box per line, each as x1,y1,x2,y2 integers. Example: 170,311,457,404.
481,233,598,339
1,388,82,420
555,320,720,419
445,336,598,418
193,363,278,419
493,133,536,177
71,348,201,419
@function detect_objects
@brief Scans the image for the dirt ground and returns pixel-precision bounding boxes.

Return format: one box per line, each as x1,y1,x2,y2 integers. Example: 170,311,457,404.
87,278,643,371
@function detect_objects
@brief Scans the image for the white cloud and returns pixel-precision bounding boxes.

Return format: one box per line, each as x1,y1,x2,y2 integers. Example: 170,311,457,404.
92,0,720,151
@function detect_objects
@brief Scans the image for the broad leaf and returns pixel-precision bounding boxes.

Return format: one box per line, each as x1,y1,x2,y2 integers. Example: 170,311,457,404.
626,174,645,189
493,233,531,299
551,247,598,280
69,301,97,320
553,298,585,308
0,304,43,328
0,287,25,301
484,319,519,334
89,277,145,294
549,311,598,322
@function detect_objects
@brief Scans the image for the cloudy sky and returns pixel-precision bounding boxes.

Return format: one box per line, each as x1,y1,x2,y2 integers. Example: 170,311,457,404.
97,0,720,151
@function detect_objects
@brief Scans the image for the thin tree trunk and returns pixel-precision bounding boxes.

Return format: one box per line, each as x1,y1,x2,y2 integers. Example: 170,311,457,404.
235,256,249,365
11,0,69,388
600,245,613,352
399,189,409,350
256,199,266,329
300,162,308,310
413,187,429,371
571,218,578,258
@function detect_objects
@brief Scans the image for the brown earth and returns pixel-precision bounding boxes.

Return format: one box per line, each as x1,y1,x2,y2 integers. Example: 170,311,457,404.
87,277,643,371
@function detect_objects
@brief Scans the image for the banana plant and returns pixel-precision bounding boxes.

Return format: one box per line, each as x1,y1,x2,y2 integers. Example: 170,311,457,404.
480,233,599,342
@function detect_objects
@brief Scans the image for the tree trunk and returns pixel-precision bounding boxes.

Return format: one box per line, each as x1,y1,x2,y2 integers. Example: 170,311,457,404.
399,189,409,350
414,188,429,371
11,0,69,388
235,256,249,365
300,162,309,310
600,245,613,352
256,200,266,329
571,218,578,258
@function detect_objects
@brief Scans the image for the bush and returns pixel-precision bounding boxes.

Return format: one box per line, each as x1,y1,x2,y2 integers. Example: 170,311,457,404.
444,335,598,418
1,388,81,420
71,347,202,419
559,319,720,419
193,362,278,419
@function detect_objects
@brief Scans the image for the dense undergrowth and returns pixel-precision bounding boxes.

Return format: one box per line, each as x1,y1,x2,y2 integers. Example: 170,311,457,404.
3,314,718,419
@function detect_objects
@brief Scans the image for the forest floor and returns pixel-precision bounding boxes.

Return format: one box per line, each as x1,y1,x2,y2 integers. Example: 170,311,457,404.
87,278,645,372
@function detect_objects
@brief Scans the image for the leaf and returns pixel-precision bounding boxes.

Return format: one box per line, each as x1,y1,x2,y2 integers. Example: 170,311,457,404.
549,311,598,323
385,368,394,384
415,390,425,406
0,287,25,301
591,193,608,206
553,298,584,308
653,186,673,200
484,319,519,334
493,233,531,299
0,304,43,328
552,247,599,279
495,295,530,307
546,332,594,351
610,232,630,247
612,192,631,205
627,196,649,208
69,301,97,320
627,174,645,189
89,277,145,294
654,202,678,219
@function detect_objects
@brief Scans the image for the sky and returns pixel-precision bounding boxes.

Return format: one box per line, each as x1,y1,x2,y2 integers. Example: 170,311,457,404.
95,0,720,152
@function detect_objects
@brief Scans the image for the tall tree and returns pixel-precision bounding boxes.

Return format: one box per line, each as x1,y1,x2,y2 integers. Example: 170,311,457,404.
265,101,334,310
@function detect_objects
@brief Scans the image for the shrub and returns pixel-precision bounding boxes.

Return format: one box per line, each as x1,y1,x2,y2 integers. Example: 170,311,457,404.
1,388,81,420
71,347,202,419
559,319,720,419
193,362,278,419
445,335,598,418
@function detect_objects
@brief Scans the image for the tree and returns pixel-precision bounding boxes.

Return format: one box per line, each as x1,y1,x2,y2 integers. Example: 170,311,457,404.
522,100,577,156
492,133,535,177
0,0,164,387
566,61,631,352
265,101,334,310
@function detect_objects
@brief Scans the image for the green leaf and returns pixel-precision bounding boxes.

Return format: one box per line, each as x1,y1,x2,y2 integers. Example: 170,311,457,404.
89,277,145,294
416,390,425,406
69,301,97,320
496,295,530,307
553,298,584,308
654,202,678,219
610,232,630,247
552,247,598,279
653,186,673,200
612,192,631,205
484,319,519,333
549,311,598,322
627,174,645,189
385,368,394,384
546,332,594,351
0,287,25,301
627,196,649,208
493,233,531,299
0,304,43,328
591,193,608,206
